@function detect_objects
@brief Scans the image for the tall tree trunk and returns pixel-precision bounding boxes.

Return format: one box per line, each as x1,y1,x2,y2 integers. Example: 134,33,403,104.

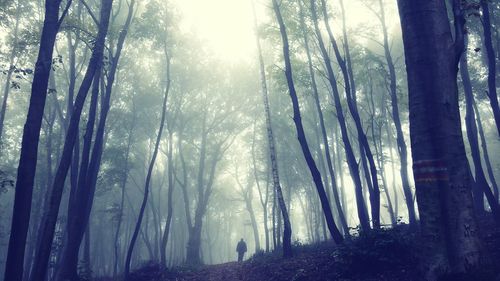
480,0,499,137
367,79,396,225
273,0,343,245
460,35,500,223
113,117,134,277
298,0,348,235
3,1,69,280
322,0,380,229
160,56,173,267
124,56,169,278
29,1,112,279
59,2,135,278
252,0,293,256
309,0,370,231
472,99,499,202
377,0,417,226
397,0,483,277
185,119,223,265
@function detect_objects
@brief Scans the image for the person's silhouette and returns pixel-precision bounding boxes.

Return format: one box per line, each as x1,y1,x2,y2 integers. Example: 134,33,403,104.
236,238,247,262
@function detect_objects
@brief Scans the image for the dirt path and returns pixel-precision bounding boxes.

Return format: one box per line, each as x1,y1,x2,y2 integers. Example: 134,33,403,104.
175,262,244,281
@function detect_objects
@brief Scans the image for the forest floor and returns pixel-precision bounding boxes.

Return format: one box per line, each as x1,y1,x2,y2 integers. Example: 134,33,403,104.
108,217,500,281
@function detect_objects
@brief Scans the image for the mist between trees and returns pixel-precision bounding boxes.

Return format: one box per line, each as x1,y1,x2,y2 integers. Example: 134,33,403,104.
0,0,498,280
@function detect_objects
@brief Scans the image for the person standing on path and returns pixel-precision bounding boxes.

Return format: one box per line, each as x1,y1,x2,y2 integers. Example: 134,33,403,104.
236,238,247,262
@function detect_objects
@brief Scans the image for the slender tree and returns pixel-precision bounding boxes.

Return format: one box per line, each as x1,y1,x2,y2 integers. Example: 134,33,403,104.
473,99,499,202
3,1,71,280
460,35,500,223
309,0,370,231
374,0,416,226
272,0,343,244
29,1,112,280
480,0,499,136
124,54,170,278
321,0,380,229
160,52,174,268
57,1,135,278
298,0,348,235
252,0,293,257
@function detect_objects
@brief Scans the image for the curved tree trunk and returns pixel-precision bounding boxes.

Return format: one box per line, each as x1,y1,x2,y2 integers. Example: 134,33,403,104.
273,0,343,245
298,0,348,235
480,0,499,137
376,0,416,226
322,0,380,229
309,0,370,231
473,99,499,202
124,60,169,277
460,35,500,223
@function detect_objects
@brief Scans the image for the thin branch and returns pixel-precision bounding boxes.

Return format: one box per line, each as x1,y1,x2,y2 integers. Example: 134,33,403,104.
57,0,73,29
80,0,99,25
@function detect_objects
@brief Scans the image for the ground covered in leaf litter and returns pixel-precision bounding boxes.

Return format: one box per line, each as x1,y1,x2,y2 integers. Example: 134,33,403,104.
106,218,500,281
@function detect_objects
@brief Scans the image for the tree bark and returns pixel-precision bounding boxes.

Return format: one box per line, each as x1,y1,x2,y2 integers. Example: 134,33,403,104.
29,1,112,280
3,1,68,280
397,0,483,277
252,0,293,256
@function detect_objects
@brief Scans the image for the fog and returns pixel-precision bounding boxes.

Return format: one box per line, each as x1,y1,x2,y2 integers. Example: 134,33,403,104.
0,0,499,280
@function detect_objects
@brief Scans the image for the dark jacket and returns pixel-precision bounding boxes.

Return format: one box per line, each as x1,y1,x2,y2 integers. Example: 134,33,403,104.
236,240,247,253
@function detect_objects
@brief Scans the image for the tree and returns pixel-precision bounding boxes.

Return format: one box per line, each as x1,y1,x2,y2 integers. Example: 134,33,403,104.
297,0,348,235
124,46,171,278
309,0,370,231
29,0,113,278
372,0,417,226
460,34,500,223
3,1,71,280
272,0,343,245
480,0,499,137
57,1,135,278
397,0,483,277
320,0,381,229
252,0,292,256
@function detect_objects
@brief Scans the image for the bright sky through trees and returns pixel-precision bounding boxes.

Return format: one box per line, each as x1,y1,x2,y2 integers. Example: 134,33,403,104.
173,0,257,62
172,0,390,63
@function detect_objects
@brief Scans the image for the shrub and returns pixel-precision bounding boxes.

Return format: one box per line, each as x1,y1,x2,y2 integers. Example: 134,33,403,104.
332,226,418,277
